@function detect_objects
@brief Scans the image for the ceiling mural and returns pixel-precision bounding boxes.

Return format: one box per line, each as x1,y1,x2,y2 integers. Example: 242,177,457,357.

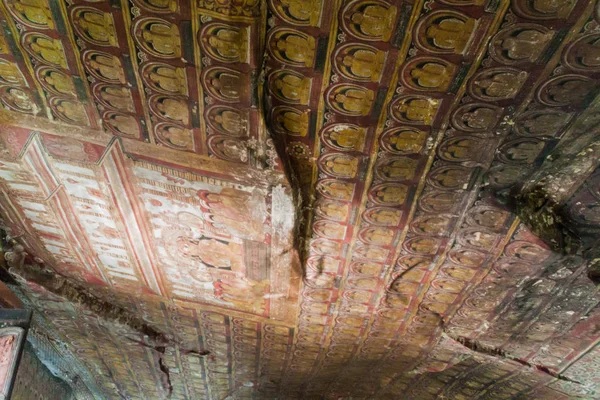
0,0,599,399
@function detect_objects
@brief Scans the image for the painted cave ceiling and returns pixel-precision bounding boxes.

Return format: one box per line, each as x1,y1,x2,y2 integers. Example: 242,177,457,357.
0,0,599,399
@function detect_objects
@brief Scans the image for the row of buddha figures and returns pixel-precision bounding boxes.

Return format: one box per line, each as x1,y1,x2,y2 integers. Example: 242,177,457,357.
380,183,495,315
0,0,577,34
0,1,589,89
309,173,468,238
391,11,598,198
196,17,262,161
70,5,144,135
134,7,200,150
265,6,575,139
0,4,579,96
381,21,599,338
1,0,188,31
0,5,98,126
286,2,495,344
379,47,598,328
0,0,69,118
124,9,190,148
68,3,196,147
266,1,581,72
305,165,476,262
2,2,246,64
379,123,569,310
265,8,471,73
302,38,497,325
196,29,257,160
0,1,254,152
0,27,40,116
288,195,513,387
388,203,513,314
269,101,571,161
265,0,399,172
1,25,94,124
9,3,588,70
387,157,555,309
279,1,592,391
326,9,597,133
266,0,399,72
289,158,492,380
482,14,600,189
444,223,581,340
0,0,594,152
400,58,596,105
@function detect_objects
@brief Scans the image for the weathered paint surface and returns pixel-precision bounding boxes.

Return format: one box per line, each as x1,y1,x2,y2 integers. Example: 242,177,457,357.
0,0,600,399
11,343,73,400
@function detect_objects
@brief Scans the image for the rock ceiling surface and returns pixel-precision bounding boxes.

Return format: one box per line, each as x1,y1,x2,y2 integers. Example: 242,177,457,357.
0,0,599,399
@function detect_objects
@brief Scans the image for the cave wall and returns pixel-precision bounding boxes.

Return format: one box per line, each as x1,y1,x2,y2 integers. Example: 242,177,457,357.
11,343,73,400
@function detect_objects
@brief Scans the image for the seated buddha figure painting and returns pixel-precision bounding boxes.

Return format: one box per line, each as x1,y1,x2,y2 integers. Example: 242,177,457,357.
132,163,286,317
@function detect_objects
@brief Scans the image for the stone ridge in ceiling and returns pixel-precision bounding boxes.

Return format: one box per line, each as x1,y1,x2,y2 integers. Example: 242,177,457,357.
0,0,599,399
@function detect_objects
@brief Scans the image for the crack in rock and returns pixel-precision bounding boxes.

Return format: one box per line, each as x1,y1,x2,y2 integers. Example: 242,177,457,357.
155,346,173,399
444,332,582,385
7,262,171,345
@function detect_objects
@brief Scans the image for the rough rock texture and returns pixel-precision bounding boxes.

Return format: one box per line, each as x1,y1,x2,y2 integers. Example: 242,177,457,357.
511,101,600,272
11,343,74,400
